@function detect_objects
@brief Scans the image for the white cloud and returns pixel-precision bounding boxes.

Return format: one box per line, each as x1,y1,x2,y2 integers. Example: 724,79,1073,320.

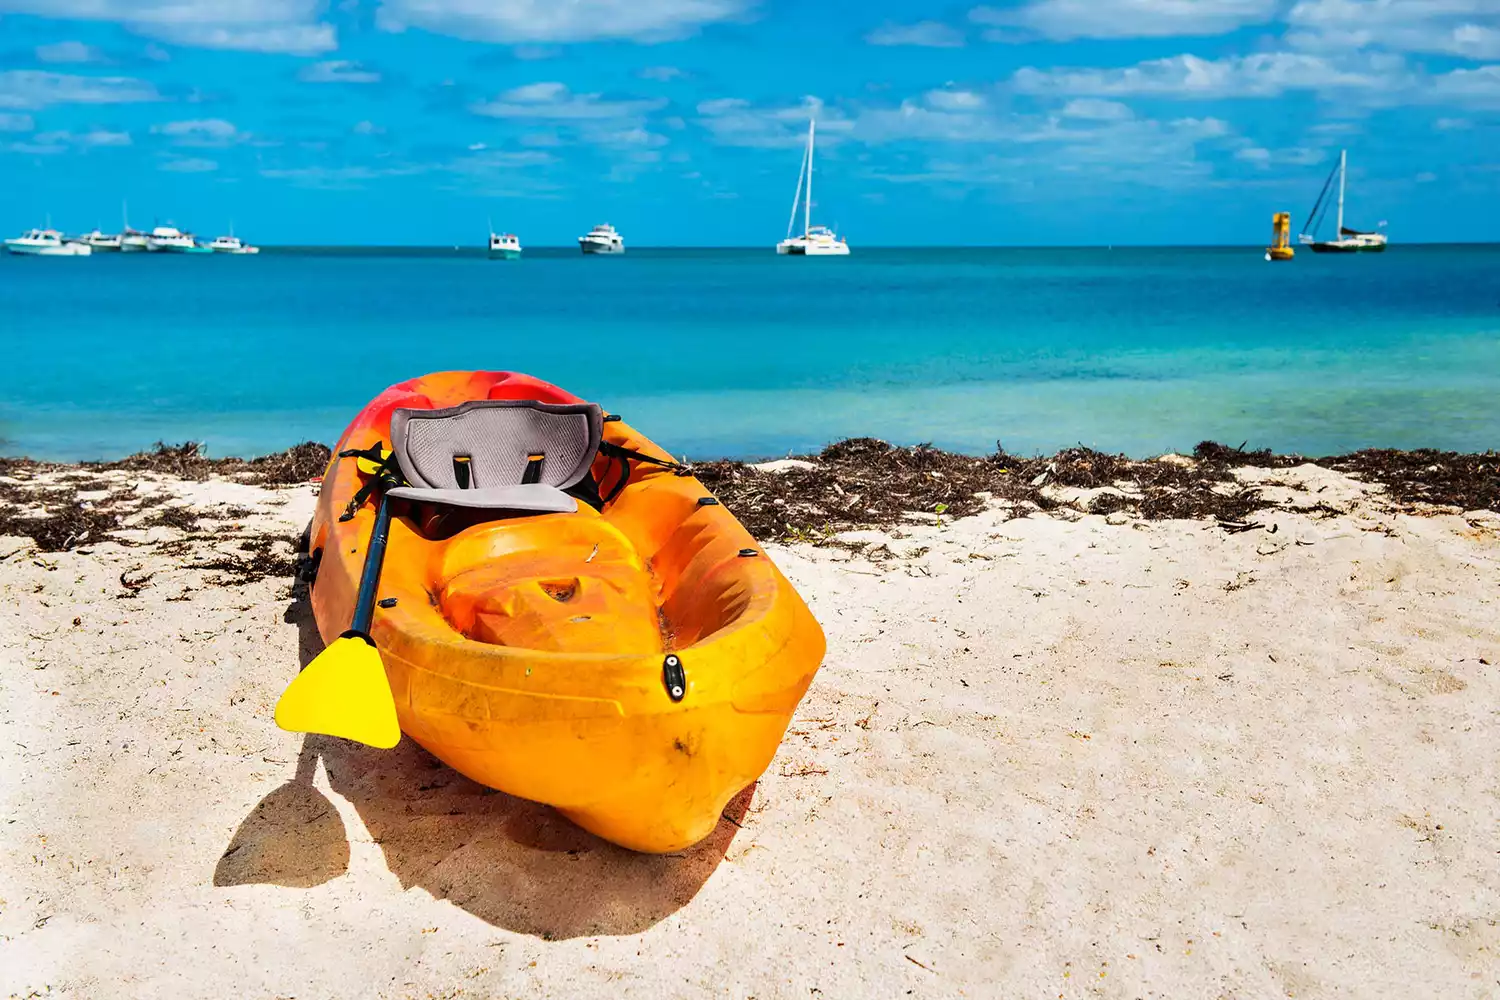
972,0,1277,41
1415,170,1437,182
0,70,160,109
260,163,429,188
1060,98,1134,120
299,60,381,84
1011,52,1401,99
0,0,334,54
161,156,219,172
35,40,105,63
865,113,1237,188
696,96,852,147
472,82,665,120
1435,117,1472,129
865,21,965,47
1431,64,1500,102
590,125,668,147
23,128,132,151
150,118,247,146
925,88,985,111
512,45,561,59
353,120,387,135
639,65,685,81
376,0,746,43
0,112,34,131
1236,145,1272,164
153,23,334,53
1287,0,1500,60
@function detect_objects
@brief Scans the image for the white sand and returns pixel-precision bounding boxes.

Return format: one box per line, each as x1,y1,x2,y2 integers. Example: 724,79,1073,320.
2,466,1498,999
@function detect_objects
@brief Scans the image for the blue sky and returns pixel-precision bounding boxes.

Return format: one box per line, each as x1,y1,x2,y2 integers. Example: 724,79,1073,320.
0,0,1495,245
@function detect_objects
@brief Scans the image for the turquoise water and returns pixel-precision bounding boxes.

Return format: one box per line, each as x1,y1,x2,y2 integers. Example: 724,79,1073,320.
2,245,1497,461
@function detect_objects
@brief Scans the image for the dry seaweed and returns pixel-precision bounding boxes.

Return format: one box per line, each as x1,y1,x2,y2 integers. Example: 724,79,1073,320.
1313,449,1499,511
693,438,1498,542
89,441,331,485
187,535,302,586
0,497,123,552
2,438,1496,561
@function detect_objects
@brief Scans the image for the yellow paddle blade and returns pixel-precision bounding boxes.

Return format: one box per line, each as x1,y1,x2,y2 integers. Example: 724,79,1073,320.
355,448,393,477
274,635,401,749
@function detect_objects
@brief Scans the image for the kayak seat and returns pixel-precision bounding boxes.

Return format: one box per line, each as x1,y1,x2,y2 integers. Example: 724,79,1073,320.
389,399,604,516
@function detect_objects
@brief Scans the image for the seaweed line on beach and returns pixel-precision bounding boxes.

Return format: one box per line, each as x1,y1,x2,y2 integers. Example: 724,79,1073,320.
1,439,1496,572
695,438,1499,544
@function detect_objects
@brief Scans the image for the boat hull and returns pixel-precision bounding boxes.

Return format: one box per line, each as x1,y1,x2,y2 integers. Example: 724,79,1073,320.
579,241,624,255
777,241,850,256
4,240,91,256
1308,241,1386,254
306,371,826,853
488,248,522,260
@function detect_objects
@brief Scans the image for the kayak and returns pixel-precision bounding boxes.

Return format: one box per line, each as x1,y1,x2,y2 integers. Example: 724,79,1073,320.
287,371,825,852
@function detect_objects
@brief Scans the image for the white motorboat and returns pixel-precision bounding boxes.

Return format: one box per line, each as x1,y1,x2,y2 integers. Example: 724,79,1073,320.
208,234,260,254
120,228,150,252
579,223,624,254
4,228,92,256
79,229,122,251
148,225,210,253
489,231,522,259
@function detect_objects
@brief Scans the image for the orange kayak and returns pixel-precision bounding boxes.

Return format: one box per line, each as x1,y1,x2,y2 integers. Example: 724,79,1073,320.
298,371,825,852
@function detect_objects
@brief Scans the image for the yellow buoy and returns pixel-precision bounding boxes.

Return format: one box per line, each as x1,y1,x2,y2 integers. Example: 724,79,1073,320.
1266,211,1295,262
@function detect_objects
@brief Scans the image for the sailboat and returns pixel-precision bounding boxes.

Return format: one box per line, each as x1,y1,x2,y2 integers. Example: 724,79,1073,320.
776,120,849,256
1299,149,1387,254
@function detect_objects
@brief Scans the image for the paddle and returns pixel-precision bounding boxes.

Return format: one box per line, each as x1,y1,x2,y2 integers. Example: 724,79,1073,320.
274,455,402,749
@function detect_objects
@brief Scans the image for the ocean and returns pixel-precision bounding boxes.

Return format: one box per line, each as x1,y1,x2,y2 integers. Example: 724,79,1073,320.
3,245,1497,461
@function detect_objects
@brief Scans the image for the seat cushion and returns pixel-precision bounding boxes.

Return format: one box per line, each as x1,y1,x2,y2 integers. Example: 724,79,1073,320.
391,400,603,491
386,484,578,513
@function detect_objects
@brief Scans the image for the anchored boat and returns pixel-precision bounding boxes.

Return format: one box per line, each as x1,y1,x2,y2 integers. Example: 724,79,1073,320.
776,119,849,256
4,228,91,256
276,371,826,853
578,223,624,254
488,231,522,260
1299,149,1387,254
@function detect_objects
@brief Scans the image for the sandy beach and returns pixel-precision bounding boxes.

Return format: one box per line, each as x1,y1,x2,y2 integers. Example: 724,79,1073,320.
2,451,1498,998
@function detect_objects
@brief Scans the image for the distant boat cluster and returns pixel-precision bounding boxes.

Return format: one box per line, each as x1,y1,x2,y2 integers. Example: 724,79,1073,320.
5,223,258,257
5,202,258,258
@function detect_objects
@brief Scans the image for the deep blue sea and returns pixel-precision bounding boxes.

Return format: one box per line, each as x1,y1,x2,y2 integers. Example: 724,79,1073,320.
3,245,1497,461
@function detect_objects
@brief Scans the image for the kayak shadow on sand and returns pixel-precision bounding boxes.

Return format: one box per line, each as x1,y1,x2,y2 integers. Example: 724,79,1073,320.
213,590,750,940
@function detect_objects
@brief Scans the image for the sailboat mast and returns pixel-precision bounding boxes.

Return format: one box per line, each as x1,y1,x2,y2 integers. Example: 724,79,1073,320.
786,139,808,239
804,120,814,238
1336,148,1346,237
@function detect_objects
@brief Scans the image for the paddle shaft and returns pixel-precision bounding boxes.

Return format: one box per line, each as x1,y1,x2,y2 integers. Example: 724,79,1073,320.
348,489,394,636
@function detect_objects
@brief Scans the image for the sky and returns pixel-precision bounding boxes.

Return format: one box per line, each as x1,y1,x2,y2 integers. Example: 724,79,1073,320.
0,0,1496,246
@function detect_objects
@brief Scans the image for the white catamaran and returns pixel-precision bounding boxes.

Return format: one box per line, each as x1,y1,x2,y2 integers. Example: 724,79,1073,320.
1299,149,1387,254
776,119,849,256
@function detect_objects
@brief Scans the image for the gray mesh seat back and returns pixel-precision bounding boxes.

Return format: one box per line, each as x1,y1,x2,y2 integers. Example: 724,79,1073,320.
391,400,603,491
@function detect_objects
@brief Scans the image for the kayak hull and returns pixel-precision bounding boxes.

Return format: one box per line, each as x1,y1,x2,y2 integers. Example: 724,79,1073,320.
305,371,825,852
